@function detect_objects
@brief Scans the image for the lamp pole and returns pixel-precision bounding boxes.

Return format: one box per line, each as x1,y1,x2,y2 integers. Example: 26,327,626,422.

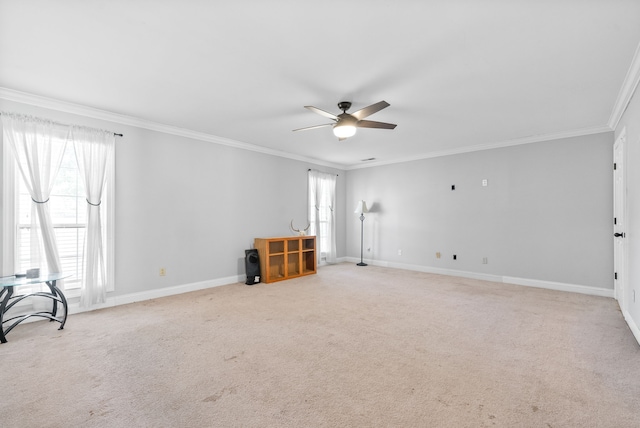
357,212,367,266
354,200,369,267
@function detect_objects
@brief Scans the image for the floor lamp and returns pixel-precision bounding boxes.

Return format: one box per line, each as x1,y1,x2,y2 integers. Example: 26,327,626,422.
354,200,369,266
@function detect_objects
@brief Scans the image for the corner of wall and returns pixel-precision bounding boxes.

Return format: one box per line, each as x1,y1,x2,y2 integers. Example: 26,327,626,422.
609,40,640,130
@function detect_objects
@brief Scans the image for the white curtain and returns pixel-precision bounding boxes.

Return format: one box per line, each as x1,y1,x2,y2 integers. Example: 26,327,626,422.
71,126,114,307
308,170,337,264
1,113,67,275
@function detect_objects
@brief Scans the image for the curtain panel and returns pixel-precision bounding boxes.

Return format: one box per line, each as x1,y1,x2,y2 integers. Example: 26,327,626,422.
71,126,115,307
308,170,337,264
1,113,68,275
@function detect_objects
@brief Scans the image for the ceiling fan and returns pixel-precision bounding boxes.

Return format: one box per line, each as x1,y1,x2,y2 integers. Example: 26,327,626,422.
293,100,397,141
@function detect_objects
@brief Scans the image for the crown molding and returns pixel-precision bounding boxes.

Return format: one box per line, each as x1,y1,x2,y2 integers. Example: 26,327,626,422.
344,125,613,170
609,40,640,130
0,87,616,172
0,87,345,171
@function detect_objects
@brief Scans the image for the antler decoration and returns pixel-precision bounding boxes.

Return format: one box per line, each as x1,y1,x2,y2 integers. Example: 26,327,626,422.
290,219,311,236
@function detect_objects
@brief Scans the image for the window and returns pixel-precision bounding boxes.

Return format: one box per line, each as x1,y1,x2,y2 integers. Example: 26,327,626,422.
308,170,337,264
2,116,115,297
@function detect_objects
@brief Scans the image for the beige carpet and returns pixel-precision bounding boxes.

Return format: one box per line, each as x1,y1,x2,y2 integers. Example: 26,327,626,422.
2,264,639,427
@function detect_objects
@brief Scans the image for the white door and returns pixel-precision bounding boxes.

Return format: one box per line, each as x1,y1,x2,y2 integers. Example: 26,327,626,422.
613,129,627,307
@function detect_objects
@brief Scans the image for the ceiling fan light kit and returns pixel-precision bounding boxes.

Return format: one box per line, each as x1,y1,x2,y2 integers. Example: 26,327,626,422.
294,100,397,141
333,124,357,139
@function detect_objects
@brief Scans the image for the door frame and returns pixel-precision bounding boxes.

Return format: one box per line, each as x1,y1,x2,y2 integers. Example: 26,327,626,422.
613,128,627,308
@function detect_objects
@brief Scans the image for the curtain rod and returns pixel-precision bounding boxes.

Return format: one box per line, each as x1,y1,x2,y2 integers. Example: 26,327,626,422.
308,168,338,176
1,111,123,137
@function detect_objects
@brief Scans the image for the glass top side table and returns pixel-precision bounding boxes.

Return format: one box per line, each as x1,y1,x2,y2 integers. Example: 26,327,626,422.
0,272,71,343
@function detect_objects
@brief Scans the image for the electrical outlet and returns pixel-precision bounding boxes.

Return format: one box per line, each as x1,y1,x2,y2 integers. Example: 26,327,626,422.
482,179,488,187
436,252,441,259
482,257,488,264
159,268,166,276
453,255,457,260
398,249,402,256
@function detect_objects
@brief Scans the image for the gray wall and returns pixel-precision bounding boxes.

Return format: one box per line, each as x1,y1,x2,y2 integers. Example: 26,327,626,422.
616,82,640,333
0,99,346,298
346,132,613,289
0,96,616,301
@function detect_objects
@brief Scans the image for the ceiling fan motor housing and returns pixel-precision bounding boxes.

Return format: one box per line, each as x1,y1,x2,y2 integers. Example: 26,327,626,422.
338,101,352,112
336,113,358,126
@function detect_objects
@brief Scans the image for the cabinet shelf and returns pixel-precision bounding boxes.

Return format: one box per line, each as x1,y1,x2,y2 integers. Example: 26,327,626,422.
254,236,316,283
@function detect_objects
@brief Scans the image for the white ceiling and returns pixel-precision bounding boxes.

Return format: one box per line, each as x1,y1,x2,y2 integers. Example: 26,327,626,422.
1,1,640,168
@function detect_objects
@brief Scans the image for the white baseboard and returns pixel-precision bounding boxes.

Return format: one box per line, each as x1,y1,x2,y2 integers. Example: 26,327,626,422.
502,276,614,298
621,307,640,345
64,261,629,347
68,274,244,315
342,257,614,298
16,263,632,345
68,259,615,317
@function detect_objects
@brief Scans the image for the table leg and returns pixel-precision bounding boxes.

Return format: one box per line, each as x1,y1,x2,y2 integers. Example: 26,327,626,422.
0,286,14,343
46,280,68,330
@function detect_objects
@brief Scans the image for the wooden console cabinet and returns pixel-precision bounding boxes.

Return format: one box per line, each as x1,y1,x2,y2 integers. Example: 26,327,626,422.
254,236,316,283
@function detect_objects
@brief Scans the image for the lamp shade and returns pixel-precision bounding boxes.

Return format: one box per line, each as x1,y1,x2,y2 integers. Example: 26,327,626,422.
333,124,356,139
354,200,369,214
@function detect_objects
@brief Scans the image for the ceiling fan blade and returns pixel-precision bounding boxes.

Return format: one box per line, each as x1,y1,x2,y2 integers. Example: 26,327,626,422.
304,106,339,120
351,101,390,120
356,120,397,130
293,123,334,132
